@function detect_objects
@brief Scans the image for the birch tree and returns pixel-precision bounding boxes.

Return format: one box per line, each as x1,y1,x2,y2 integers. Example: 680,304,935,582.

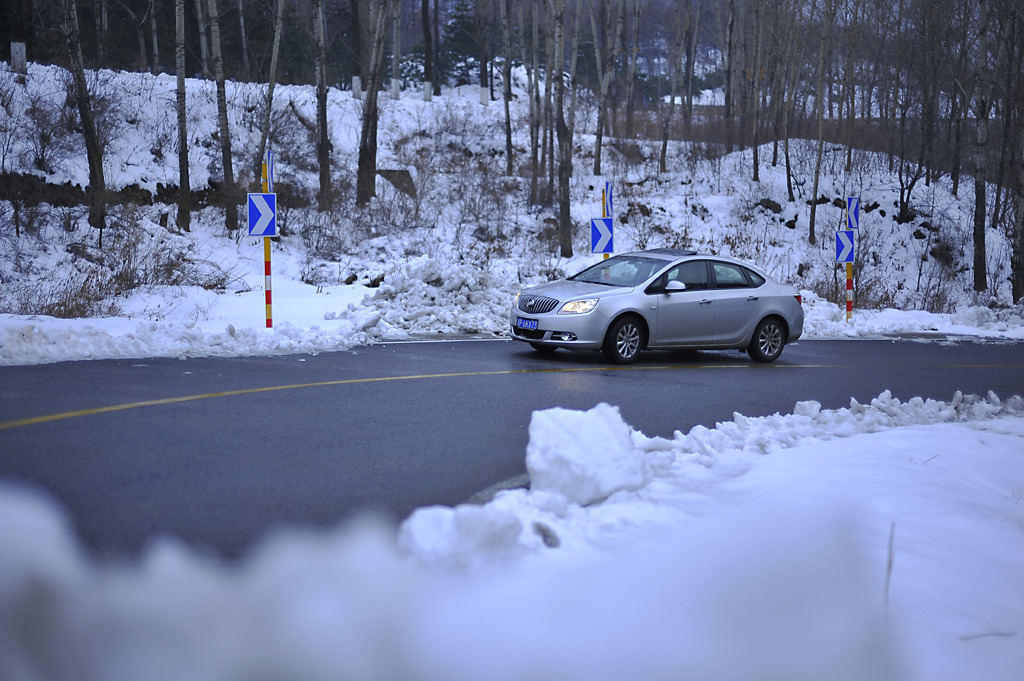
589,0,625,175
255,0,286,181
207,0,238,230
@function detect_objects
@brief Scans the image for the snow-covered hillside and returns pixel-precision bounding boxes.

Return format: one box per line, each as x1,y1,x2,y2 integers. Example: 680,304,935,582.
2,61,1023,366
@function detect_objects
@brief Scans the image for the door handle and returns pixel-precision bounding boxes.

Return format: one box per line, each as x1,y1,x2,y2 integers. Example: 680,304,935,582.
747,296,759,301
699,299,712,305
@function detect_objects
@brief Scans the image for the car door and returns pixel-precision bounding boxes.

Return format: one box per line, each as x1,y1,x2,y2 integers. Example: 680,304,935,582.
650,260,715,346
710,261,760,344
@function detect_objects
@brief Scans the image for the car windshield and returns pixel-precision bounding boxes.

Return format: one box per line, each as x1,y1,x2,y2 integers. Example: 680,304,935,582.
569,255,665,287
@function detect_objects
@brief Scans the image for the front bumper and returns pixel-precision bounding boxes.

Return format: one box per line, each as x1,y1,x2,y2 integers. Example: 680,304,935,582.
508,307,610,349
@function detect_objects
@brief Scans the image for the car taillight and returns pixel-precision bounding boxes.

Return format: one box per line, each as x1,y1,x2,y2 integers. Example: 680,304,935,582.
795,294,802,305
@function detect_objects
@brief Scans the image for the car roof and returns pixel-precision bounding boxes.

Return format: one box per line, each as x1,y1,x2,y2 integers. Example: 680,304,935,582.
620,249,770,277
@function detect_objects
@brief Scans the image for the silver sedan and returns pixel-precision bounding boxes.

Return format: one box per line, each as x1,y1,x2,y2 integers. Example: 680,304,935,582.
509,249,804,363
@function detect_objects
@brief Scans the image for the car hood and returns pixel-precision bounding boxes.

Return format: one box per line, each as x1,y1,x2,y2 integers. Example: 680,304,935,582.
525,279,628,301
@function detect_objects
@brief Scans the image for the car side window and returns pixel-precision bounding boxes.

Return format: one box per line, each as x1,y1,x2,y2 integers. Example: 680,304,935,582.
711,262,750,289
743,267,766,287
666,261,708,291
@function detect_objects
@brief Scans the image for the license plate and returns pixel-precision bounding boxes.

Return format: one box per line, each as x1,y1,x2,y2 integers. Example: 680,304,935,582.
516,317,539,331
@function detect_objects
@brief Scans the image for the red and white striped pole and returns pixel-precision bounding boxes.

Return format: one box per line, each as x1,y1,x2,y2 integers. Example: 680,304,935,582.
846,262,853,322
262,151,273,328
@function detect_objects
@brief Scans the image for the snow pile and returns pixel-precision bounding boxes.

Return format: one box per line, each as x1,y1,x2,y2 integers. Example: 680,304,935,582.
366,254,511,337
800,291,1024,339
2,391,1022,680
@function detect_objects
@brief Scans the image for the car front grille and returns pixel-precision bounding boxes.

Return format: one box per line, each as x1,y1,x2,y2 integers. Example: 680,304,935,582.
517,294,559,314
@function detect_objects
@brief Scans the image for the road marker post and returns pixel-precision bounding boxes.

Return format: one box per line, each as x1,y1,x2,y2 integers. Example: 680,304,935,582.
248,150,277,328
594,181,613,259
841,197,860,323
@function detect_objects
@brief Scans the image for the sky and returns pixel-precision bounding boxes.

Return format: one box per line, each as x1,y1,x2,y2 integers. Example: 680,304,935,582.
2,61,1024,680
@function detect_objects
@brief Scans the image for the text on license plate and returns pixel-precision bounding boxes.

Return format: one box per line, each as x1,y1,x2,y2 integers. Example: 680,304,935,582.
516,318,539,331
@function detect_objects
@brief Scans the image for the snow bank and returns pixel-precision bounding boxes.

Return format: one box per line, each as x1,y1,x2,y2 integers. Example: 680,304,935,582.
3,391,1023,680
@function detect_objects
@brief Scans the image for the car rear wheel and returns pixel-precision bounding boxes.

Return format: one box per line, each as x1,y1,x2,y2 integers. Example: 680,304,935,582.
747,316,785,363
603,316,643,364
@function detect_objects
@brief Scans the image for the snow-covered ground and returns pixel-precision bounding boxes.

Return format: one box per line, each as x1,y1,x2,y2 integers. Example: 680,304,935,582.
2,62,1024,680
2,392,1023,680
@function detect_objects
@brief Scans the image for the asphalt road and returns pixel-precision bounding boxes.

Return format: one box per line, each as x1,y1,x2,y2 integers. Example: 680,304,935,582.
2,337,1022,560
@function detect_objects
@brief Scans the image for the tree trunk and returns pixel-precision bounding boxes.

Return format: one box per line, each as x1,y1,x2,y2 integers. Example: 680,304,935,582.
553,0,572,257
808,0,833,246
433,0,441,96
62,0,107,241
591,0,625,176
392,0,401,99
256,0,286,179
750,0,765,182
475,0,489,105
356,0,392,207
236,0,250,79
660,2,686,173
94,0,108,66
422,0,433,98
207,0,237,230
623,0,641,138
499,0,513,175
1014,107,1024,303
313,0,332,209
519,0,541,203
194,0,210,78
175,0,191,232
149,0,161,73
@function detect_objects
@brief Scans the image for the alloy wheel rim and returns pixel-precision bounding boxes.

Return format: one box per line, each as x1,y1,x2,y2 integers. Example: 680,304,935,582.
759,324,782,356
617,324,640,359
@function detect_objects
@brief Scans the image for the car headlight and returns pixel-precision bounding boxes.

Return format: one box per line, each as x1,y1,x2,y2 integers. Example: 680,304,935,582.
514,291,521,305
558,299,598,314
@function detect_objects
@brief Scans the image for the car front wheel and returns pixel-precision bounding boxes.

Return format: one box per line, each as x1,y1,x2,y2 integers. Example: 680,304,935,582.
603,316,644,364
747,316,786,362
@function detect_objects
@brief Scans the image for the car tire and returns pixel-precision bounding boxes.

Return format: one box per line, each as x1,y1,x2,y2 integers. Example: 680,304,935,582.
603,315,644,364
529,342,557,354
747,316,786,363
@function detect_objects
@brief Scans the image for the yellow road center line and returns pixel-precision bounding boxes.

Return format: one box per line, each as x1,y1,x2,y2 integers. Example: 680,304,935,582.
4,361,1020,432
0,364,833,431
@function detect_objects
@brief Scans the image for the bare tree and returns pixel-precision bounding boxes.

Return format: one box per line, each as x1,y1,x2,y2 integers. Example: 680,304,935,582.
313,0,332,209
622,0,642,138
194,0,211,78
659,1,686,173
421,0,433,98
207,0,238,230
237,0,250,79
94,0,109,66
969,0,1008,292
590,0,625,175
808,0,837,246
176,0,191,232
519,0,543,204
553,0,573,257
498,0,514,175
256,0,286,180
114,0,151,71
149,0,161,72
62,0,107,240
356,0,394,206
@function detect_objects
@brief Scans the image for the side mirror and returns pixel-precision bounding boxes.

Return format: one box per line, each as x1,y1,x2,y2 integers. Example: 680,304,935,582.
665,280,687,293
